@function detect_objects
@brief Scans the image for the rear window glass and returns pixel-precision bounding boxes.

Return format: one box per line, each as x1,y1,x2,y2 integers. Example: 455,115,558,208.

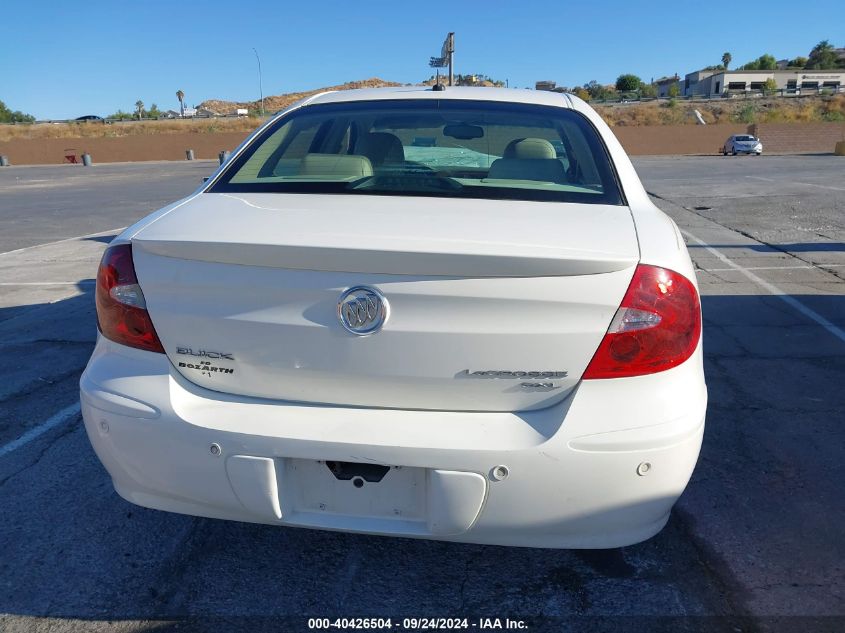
210,99,623,205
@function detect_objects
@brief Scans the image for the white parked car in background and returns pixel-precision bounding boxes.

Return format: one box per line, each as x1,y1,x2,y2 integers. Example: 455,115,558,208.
722,134,763,155
82,87,706,548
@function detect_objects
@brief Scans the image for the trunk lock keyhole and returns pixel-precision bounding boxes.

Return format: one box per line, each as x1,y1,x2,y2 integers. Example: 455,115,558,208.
353,477,365,488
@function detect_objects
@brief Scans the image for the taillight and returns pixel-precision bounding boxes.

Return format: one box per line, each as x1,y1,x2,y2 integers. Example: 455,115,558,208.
95,244,164,353
583,264,701,379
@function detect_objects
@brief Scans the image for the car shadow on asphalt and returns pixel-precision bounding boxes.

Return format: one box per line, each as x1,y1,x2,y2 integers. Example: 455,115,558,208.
83,235,119,245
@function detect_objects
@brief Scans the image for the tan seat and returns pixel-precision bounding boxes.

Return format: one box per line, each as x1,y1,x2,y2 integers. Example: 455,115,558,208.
487,137,566,183
355,133,405,167
297,154,373,178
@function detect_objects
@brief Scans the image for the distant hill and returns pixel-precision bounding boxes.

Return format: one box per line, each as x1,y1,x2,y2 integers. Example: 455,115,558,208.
198,78,406,115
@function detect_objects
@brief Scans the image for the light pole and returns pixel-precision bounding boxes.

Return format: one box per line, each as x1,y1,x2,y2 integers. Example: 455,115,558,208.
252,48,264,116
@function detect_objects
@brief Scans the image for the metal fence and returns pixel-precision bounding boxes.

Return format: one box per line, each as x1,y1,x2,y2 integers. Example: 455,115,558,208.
589,86,845,105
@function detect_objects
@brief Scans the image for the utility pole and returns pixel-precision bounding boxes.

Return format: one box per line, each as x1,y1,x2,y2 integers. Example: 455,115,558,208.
252,48,264,116
446,32,455,86
429,33,454,88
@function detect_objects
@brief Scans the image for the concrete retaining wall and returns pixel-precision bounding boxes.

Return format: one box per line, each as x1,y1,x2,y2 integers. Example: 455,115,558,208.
748,122,845,154
2,123,844,165
0,132,248,166
611,124,748,156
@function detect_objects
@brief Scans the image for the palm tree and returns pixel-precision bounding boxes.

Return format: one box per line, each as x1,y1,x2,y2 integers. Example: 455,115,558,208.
176,90,185,117
721,52,732,70
135,100,144,120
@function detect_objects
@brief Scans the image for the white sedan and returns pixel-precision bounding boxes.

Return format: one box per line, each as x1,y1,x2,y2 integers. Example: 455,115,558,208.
722,134,763,155
81,87,706,548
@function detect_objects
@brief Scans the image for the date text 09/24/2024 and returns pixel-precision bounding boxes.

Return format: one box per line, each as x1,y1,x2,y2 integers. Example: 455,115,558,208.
307,618,528,629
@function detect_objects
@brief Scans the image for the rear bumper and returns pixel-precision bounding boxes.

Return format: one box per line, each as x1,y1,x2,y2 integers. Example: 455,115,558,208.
81,337,706,549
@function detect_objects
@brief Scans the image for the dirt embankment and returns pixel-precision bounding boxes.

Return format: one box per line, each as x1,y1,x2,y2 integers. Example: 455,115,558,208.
198,78,404,114
0,132,251,165
614,124,749,155
2,81,843,164
595,93,845,126
2,122,843,165
2,94,844,164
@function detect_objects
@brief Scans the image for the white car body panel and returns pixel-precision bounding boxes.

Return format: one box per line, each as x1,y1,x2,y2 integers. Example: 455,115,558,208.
81,87,707,548
82,337,705,548
129,193,639,410
132,193,638,277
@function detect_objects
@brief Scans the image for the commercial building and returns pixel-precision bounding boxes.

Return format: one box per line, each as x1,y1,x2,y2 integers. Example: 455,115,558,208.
655,74,681,98
684,69,845,97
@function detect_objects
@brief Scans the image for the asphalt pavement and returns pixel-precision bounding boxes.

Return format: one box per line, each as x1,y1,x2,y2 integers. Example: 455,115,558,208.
0,161,212,253
0,156,843,632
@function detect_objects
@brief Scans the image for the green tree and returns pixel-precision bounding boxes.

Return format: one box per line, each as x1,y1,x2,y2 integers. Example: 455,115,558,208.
0,99,36,123
668,84,680,98
135,100,144,120
806,40,840,69
740,54,777,70
721,52,732,70
615,74,643,92
788,56,809,68
763,78,778,94
176,89,185,117
147,103,161,119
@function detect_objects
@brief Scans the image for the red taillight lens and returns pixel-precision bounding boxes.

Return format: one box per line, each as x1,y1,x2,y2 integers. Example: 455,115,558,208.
583,264,701,379
95,244,164,353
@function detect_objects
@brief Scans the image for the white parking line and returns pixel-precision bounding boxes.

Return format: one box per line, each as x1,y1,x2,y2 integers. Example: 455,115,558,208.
702,264,845,272
747,176,845,191
0,281,96,286
0,403,81,459
0,228,125,257
683,229,845,344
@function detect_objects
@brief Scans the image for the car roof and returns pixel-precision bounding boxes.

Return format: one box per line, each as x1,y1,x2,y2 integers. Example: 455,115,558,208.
304,86,572,109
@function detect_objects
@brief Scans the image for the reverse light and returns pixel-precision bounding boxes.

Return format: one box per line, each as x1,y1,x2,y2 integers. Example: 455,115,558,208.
95,244,164,353
583,264,701,379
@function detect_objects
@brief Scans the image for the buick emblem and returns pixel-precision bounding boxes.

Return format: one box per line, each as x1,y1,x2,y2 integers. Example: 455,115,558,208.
337,286,389,336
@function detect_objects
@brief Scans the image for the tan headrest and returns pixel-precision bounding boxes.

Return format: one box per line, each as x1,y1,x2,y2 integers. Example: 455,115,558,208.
503,138,557,160
355,133,405,166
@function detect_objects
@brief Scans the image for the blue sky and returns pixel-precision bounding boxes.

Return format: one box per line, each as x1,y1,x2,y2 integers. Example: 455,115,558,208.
1,0,840,119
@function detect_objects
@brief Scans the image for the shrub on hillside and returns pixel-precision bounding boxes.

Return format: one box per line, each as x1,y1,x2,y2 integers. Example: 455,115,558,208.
0,100,35,123
737,104,757,123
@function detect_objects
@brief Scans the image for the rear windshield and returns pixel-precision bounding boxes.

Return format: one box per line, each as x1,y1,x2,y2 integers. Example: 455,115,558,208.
210,99,623,205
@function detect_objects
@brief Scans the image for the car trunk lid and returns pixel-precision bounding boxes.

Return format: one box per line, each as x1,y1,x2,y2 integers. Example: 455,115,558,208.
130,192,639,411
